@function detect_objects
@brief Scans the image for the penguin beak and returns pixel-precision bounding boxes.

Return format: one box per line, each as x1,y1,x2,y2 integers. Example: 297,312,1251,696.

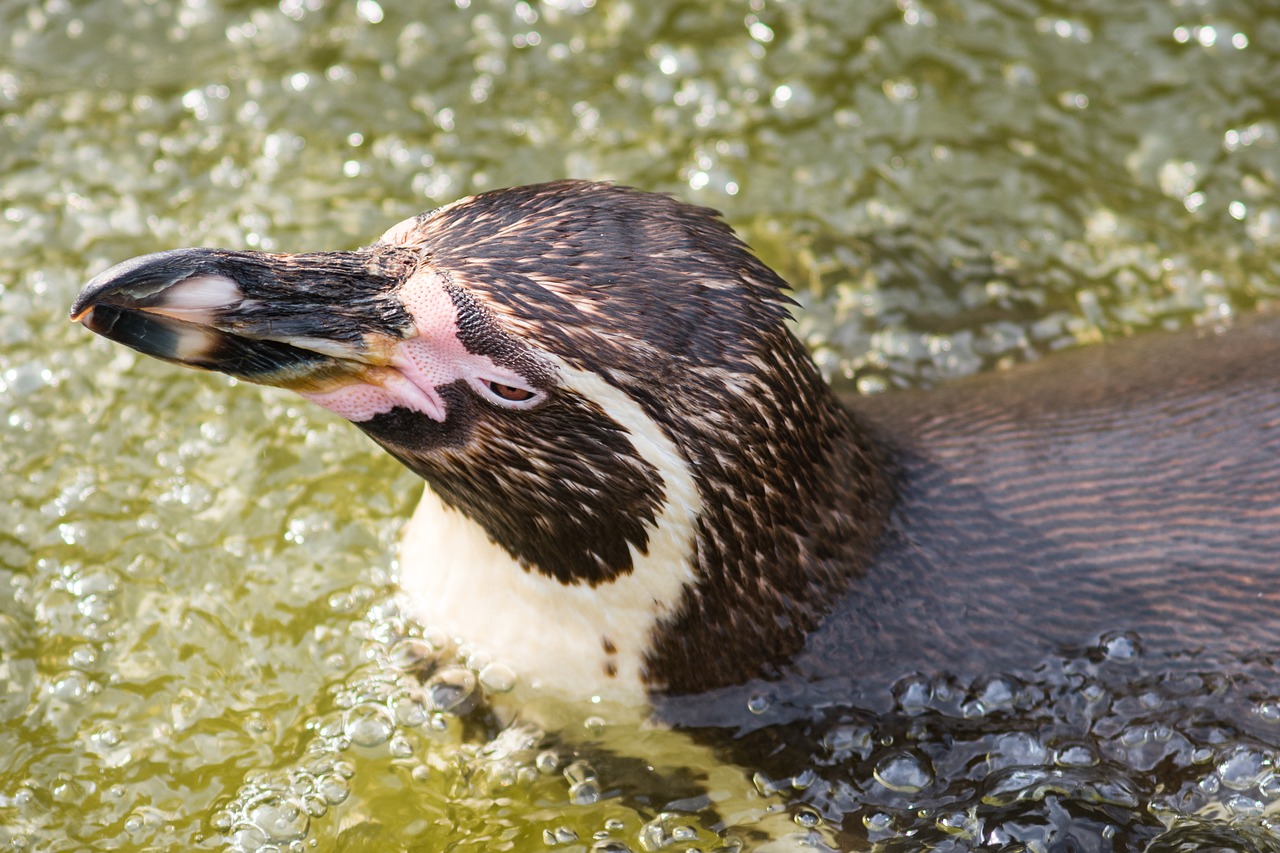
70,247,417,393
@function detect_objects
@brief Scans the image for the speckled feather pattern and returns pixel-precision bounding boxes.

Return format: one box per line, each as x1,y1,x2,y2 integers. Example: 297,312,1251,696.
75,180,1280,715
361,383,666,586
382,182,895,693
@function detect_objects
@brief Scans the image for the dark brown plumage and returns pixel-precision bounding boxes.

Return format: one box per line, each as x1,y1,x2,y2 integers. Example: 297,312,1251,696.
71,181,1280,729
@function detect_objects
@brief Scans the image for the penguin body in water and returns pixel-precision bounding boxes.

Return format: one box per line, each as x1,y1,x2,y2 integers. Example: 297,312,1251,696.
71,181,1280,723
71,183,1280,850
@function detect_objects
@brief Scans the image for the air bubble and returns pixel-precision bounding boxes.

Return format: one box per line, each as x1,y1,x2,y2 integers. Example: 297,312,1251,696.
478,661,516,693
301,794,327,817
1261,772,1280,798
68,569,118,597
822,724,871,757
564,760,600,805
863,812,893,833
246,794,310,842
544,826,578,844
67,644,98,668
970,674,1018,711
343,702,394,747
426,666,477,713
317,774,350,805
49,671,92,703
874,749,934,793
792,768,816,790
1227,794,1263,816
90,722,122,748
640,813,698,850
536,750,560,774
936,811,974,836
1219,746,1270,790
388,637,435,670
591,842,633,853
793,808,820,828
386,732,414,758
1055,742,1099,768
1098,630,1141,662
328,591,357,613
392,693,428,727
892,673,933,714
230,823,269,850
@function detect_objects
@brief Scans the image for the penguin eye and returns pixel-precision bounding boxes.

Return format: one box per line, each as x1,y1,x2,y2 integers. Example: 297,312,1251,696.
484,380,537,404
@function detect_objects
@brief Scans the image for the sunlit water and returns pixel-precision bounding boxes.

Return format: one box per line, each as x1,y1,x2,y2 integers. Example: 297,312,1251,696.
3,0,1280,850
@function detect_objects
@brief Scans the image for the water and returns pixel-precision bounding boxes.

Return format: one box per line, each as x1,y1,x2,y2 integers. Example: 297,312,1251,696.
3,0,1280,850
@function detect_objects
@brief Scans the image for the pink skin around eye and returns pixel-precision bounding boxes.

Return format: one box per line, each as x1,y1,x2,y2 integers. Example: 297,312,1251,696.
299,269,527,423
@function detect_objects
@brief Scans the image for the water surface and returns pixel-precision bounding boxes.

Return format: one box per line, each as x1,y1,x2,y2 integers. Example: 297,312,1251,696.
3,0,1280,850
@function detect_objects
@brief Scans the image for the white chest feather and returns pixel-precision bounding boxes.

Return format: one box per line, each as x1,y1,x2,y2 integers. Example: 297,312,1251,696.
396,361,703,705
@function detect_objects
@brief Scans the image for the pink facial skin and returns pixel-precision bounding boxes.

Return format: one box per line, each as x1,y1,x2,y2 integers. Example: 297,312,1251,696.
300,269,543,423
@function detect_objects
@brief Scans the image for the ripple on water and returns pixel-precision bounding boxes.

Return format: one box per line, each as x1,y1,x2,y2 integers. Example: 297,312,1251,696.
213,595,541,850
12,3,1280,849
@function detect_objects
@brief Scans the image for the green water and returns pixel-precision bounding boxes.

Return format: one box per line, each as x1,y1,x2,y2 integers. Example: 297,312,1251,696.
3,0,1280,850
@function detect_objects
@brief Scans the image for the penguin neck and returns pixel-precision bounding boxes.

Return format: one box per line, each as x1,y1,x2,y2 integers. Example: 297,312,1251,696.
397,352,895,705
398,483,684,707
395,356,707,707
643,375,896,696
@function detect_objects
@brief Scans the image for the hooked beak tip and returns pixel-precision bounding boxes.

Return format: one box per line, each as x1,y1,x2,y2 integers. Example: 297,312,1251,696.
68,246,412,391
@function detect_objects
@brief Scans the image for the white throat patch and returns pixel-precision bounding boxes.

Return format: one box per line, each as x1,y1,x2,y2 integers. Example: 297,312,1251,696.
396,357,702,705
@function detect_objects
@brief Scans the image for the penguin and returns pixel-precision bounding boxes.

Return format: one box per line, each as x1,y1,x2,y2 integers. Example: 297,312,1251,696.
70,180,1280,731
